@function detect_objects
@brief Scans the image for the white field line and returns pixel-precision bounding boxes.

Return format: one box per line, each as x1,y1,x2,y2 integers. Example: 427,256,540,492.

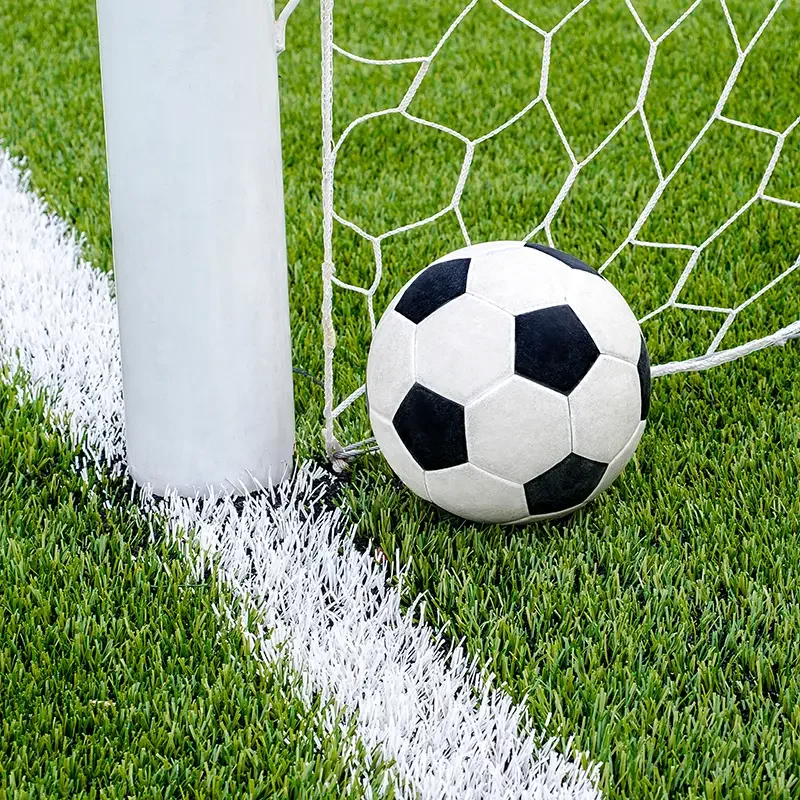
0,150,602,799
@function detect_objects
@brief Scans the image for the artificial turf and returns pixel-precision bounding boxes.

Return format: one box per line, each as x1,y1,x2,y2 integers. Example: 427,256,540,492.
1,0,799,797
0,374,392,797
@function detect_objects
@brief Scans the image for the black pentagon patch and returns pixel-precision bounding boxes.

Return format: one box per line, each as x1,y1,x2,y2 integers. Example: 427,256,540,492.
392,384,468,471
515,305,600,394
524,454,607,517
394,258,471,324
637,334,651,421
525,243,604,278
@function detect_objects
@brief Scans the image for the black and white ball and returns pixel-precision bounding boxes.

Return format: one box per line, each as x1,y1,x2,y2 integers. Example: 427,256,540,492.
366,241,651,525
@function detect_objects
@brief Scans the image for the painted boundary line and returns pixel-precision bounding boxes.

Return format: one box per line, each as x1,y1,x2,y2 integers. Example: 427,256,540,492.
0,150,601,800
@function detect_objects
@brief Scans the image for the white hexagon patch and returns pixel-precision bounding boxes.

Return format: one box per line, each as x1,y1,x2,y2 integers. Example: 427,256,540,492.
415,293,514,404
367,310,418,419
467,246,569,315
465,375,572,483
569,355,642,463
426,462,529,524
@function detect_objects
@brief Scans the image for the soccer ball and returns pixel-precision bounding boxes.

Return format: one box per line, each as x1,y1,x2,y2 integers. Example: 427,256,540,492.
366,241,651,525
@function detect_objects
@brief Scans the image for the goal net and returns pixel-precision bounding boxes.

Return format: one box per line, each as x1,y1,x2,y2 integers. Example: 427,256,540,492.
318,0,799,460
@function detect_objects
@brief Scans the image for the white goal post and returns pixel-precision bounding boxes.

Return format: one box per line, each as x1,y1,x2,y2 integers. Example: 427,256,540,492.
96,0,295,497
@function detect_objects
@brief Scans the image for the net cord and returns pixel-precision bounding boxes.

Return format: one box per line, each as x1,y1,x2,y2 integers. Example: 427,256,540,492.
320,0,798,460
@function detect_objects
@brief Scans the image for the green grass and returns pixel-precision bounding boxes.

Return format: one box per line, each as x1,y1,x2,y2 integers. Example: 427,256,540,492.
1,0,799,797
0,374,392,797
347,356,800,798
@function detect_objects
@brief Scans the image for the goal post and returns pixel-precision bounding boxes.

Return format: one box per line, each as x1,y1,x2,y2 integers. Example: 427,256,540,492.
96,0,295,497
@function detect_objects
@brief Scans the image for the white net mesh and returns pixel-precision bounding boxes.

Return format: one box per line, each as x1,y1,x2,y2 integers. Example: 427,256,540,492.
319,0,799,460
